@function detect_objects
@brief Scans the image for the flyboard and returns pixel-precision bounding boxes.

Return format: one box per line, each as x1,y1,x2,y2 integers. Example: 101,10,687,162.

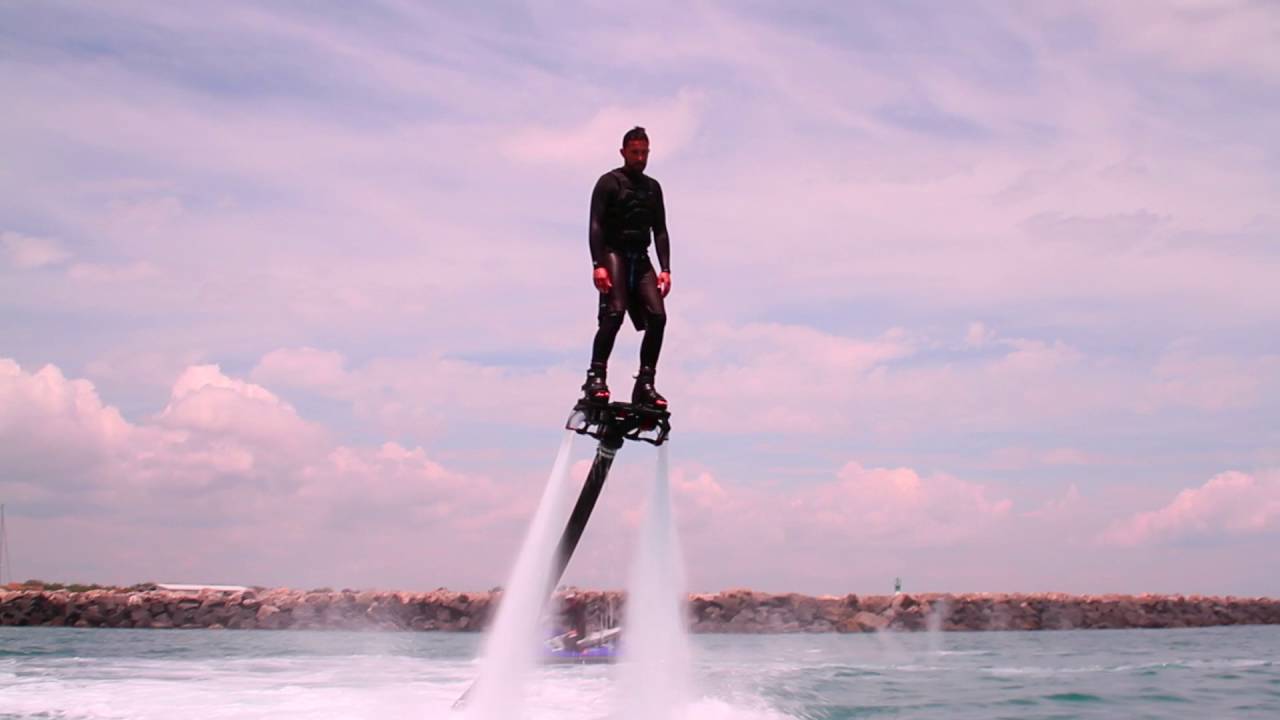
452,397,671,709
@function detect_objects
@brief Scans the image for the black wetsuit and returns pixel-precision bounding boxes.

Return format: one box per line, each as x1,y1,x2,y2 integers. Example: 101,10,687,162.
588,167,670,368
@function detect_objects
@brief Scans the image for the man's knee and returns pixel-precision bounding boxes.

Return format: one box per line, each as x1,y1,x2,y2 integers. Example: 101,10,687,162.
598,310,625,332
645,310,666,331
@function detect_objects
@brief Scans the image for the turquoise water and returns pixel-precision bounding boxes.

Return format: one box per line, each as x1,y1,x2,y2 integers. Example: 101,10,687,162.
1,625,1277,718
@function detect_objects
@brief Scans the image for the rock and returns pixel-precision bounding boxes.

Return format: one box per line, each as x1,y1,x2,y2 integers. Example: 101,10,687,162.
855,611,890,632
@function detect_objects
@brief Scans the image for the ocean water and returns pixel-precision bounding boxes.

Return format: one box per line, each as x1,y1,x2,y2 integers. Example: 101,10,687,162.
1,625,1278,719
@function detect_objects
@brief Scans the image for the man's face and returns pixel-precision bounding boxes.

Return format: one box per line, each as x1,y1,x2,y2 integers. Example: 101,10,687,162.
620,139,649,173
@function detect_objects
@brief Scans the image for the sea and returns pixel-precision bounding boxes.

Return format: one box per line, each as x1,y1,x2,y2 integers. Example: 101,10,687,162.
1,625,1277,719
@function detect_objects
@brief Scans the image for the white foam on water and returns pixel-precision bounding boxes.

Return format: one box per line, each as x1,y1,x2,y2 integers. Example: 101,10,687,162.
0,645,802,720
464,431,578,720
681,697,798,720
615,444,692,720
0,655,474,720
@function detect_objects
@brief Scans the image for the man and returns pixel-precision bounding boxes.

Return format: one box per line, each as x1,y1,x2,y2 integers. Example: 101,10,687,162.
581,126,672,409
560,591,589,652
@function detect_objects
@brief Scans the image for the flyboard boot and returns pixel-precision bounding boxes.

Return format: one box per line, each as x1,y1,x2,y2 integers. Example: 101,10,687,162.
581,362,610,403
631,366,667,410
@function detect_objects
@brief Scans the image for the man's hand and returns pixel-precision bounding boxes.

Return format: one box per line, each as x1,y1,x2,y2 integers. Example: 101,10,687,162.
657,270,672,298
593,266,612,293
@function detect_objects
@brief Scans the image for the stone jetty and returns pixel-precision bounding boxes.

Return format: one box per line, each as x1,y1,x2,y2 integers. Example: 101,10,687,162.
2,586,1277,633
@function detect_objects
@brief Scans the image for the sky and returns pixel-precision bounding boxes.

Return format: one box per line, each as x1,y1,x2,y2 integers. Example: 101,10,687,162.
2,0,1278,596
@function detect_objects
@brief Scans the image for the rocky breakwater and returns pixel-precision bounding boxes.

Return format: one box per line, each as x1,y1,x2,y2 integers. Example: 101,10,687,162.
686,591,1280,633
0,587,493,631
2,588,1278,632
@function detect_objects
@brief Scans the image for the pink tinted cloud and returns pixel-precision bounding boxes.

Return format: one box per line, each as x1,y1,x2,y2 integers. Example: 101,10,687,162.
1,355,1028,589
808,462,1013,545
251,347,581,439
1101,470,1280,546
253,347,349,391
502,88,705,169
0,359,135,485
655,460,1013,588
1,231,70,270
987,447,1097,471
1078,0,1280,80
0,358,528,587
251,317,1275,450
156,364,329,463
10,354,1278,593
1140,350,1279,413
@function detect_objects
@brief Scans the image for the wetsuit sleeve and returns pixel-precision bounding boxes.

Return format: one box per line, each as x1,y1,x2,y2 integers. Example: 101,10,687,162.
652,179,671,273
588,174,614,268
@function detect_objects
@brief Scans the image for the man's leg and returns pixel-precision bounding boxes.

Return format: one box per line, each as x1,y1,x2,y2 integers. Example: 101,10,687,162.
584,252,629,400
632,261,668,408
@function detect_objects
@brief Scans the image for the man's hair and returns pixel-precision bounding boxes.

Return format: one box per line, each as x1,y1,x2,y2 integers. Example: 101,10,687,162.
622,126,648,146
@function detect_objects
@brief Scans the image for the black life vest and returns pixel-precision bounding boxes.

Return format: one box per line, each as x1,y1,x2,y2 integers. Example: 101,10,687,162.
608,171,655,250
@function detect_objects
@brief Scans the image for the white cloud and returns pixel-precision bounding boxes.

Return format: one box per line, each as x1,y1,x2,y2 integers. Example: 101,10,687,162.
1101,470,1280,546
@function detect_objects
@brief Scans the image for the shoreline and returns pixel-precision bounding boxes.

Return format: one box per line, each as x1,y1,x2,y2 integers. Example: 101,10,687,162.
3,588,1279,633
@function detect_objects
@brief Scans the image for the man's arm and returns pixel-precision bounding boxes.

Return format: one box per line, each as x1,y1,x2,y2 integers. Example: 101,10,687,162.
589,174,613,268
652,179,670,273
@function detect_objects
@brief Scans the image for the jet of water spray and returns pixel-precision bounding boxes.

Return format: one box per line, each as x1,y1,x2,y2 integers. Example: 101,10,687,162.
926,597,949,655
617,444,692,720
466,431,577,719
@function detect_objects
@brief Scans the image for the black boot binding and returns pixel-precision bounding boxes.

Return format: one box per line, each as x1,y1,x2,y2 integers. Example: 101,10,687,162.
631,366,667,409
581,362,610,402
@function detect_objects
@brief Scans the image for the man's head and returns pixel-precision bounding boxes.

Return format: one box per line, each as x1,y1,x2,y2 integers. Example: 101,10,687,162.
619,126,649,174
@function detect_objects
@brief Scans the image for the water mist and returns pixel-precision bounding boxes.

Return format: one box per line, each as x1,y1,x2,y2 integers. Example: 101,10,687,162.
616,444,692,720
466,431,577,719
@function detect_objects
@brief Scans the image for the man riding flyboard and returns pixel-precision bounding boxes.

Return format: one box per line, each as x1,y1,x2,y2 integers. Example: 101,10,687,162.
581,126,672,409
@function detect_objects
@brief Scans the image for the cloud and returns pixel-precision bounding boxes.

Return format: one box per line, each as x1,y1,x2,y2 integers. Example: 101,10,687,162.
1081,0,1280,80
1101,470,1280,546
67,261,159,282
1,231,71,269
159,365,325,446
251,347,579,439
987,447,1097,470
658,460,1011,572
1141,349,1280,413
0,358,133,488
965,321,996,348
806,462,1013,545
247,317,1278,451
252,347,350,392
0,358,522,587
502,88,705,169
